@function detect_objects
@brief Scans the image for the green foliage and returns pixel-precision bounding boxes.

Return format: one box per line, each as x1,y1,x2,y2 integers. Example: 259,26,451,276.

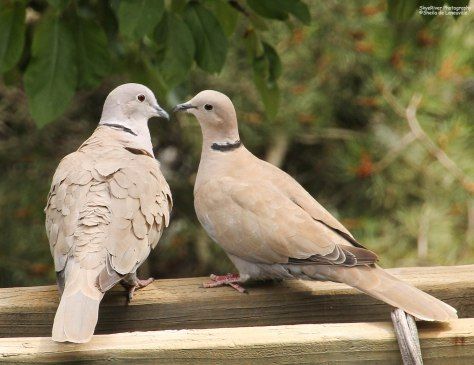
46,0,70,10
208,1,238,36
183,2,228,73
116,0,164,41
387,0,419,21
0,3,25,73
154,11,195,88
251,41,281,119
75,16,110,89
24,13,77,127
1,0,459,126
0,0,314,125
247,0,310,24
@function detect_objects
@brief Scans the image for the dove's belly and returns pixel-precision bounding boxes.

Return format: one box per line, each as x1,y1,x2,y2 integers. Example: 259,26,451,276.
225,253,295,281
194,182,288,266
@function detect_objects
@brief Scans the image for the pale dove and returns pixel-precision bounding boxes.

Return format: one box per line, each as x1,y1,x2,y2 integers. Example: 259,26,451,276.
45,83,172,343
174,90,457,322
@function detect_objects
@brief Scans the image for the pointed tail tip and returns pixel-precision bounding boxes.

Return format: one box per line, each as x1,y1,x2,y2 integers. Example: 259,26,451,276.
303,264,459,323
394,289,458,322
443,304,459,321
412,308,458,322
426,303,458,322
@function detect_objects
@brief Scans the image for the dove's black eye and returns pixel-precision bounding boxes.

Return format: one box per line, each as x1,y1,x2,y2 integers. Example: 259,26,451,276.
137,94,145,102
204,104,213,111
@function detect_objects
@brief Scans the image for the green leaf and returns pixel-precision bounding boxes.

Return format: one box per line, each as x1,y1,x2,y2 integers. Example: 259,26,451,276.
247,0,288,21
253,70,280,119
24,15,77,126
96,0,119,36
284,0,311,24
208,1,238,36
169,0,187,13
117,0,164,41
46,0,70,11
155,12,195,88
247,0,310,24
387,0,419,21
263,42,282,82
244,30,264,58
0,3,25,73
246,39,281,118
75,17,110,89
184,3,228,73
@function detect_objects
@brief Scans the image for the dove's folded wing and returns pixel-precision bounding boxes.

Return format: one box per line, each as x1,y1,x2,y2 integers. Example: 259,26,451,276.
45,151,94,278
195,176,376,267
259,159,366,247
103,153,172,276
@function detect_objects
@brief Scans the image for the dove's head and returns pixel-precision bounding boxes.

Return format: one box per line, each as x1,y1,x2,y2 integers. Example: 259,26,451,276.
100,83,169,124
99,83,168,157
174,90,240,145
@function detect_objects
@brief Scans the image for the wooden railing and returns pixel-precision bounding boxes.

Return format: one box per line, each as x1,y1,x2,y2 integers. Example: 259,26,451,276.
1,265,473,363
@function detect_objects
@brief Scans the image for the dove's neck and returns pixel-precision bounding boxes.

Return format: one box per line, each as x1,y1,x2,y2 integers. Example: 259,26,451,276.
99,115,154,157
195,127,250,194
201,125,240,156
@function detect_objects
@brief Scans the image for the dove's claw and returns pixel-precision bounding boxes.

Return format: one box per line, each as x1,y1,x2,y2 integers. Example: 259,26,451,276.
122,276,154,303
135,277,155,288
202,273,246,293
127,286,136,302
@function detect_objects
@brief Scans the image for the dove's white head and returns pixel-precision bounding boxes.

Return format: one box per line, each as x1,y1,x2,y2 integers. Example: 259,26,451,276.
174,90,240,149
99,83,168,156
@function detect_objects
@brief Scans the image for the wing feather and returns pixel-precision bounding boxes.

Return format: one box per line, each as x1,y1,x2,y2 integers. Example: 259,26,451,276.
45,130,172,290
195,177,375,267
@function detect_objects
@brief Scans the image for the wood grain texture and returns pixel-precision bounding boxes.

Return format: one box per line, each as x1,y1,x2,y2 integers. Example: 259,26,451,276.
1,319,473,364
0,265,472,338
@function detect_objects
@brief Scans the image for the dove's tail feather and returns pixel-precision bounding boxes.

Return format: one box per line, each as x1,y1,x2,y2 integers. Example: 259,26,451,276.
52,261,104,343
301,264,458,322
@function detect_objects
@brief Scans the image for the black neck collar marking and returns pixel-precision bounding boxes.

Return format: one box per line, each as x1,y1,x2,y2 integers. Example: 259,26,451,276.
211,140,242,152
102,123,137,136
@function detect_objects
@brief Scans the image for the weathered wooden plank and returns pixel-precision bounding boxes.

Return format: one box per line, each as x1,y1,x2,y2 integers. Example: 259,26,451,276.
0,265,473,338
1,319,473,364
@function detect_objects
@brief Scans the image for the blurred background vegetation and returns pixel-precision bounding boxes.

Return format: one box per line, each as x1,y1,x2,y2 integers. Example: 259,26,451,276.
0,0,472,287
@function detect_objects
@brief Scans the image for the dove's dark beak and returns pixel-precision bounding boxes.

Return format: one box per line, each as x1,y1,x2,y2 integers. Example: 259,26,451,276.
173,103,197,113
153,104,169,120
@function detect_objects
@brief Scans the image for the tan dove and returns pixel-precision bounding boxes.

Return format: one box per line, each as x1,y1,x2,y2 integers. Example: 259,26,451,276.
45,83,172,343
174,90,457,322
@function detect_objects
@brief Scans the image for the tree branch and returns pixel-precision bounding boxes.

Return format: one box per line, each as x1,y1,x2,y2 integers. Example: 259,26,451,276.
382,88,473,194
373,132,417,173
228,0,250,18
297,128,363,144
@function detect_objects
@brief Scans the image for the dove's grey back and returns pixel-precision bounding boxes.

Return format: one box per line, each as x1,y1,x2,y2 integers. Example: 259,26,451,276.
45,126,172,342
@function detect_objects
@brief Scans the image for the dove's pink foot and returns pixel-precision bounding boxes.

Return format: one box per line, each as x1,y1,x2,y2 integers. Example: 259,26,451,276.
202,273,246,293
122,276,154,302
